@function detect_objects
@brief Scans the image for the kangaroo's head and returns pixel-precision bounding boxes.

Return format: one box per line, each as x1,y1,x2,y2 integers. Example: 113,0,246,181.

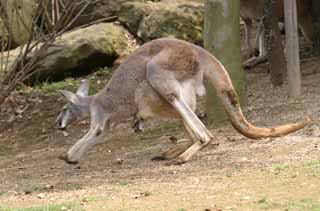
56,80,91,130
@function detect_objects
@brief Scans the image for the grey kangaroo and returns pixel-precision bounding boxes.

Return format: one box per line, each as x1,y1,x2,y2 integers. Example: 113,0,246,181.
56,38,310,165
241,0,314,67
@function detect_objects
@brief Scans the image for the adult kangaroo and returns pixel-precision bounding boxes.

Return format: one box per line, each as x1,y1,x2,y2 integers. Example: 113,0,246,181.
56,38,310,165
241,0,314,67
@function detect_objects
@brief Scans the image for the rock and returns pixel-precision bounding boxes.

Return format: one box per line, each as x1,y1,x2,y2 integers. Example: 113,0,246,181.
37,193,45,199
0,0,37,48
38,23,128,80
1,23,129,82
43,0,147,30
118,0,204,44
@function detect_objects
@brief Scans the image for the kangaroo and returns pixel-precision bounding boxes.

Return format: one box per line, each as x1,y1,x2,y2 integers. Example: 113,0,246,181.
241,0,314,67
56,38,311,165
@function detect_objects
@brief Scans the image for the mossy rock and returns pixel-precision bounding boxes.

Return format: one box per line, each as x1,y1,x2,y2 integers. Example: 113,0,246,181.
1,23,129,82
35,23,129,81
118,1,204,44
42,0,147,30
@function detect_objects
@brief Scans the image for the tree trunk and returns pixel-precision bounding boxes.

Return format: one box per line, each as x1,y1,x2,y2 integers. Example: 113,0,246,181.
263,0,286,86
284,0,301,97
203,0,245,124
311,0,320,55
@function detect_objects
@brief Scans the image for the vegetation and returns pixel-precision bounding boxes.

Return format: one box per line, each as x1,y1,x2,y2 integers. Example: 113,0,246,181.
0,203,83,211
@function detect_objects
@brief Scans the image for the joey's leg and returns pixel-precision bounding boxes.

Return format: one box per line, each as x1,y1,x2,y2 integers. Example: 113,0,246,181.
258,29,267,57
243,19,268,68
242,18,254,56
60,108,108,164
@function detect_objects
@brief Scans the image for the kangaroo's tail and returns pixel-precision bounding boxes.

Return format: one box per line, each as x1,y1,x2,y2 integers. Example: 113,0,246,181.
203,53,311,139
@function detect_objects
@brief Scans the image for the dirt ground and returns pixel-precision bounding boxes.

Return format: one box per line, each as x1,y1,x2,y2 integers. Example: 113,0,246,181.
0,54,320,210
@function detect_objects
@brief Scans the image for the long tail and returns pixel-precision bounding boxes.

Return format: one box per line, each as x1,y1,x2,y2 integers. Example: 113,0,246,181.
203,53,311,139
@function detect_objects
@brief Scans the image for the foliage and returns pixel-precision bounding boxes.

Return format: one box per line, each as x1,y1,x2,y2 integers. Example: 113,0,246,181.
0,202,83,211
0,0,93,106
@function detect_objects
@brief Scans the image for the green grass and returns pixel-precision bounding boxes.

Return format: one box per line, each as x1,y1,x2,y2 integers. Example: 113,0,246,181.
118,180,129,186
254,197,320,210
17,66,114,96
307,160,320,177
285,198,320,211
0,202,83,211
35,79,80,94
271,163,289,172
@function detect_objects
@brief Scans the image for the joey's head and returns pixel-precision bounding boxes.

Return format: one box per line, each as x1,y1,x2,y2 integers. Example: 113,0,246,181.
56,80,91,130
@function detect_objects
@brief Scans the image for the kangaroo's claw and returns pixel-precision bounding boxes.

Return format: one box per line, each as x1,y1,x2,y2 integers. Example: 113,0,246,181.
164,158,186,166
151,155,168,161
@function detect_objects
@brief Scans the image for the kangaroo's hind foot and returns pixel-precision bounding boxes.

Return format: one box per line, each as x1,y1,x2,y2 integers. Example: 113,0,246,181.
151,141,193,161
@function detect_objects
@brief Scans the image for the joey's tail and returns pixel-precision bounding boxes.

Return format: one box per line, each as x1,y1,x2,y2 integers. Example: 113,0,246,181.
203,55,311,139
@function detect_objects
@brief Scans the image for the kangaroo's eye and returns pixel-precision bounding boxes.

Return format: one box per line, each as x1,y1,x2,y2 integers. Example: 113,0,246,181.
62,108,69,114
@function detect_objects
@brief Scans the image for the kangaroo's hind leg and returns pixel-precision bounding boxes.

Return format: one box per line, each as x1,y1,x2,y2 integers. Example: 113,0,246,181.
147,62,214,164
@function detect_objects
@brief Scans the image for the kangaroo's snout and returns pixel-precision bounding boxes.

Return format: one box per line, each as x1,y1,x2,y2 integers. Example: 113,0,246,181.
55,112,67,130
55,117,66,130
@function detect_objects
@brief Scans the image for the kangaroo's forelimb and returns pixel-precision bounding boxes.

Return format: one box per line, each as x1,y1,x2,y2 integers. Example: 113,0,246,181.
60,106,109,164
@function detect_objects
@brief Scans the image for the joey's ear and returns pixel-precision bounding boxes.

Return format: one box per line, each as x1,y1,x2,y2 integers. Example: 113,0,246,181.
76,79,89,97
58,90,82,105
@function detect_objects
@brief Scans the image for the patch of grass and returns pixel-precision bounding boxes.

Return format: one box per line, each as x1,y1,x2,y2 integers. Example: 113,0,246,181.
62,183,83,192
176,208,187,211
0,202,83,211
272,163,289,173
32,67,114,95
307,160,320,177
22,183,50,194
81,195,106,203
254,197,320,210
35,79,80,94
118,180,129,186
256,197,281,210
285,198,320,211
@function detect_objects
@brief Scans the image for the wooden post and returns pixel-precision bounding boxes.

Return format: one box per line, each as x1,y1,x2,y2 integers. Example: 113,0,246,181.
284,0,301,97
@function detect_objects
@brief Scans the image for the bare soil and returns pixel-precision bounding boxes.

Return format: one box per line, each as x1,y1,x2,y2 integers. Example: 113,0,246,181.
0,56,319,210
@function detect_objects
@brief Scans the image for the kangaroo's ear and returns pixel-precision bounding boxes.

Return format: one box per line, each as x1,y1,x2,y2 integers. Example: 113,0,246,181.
58,90,82,105
76,79,89,97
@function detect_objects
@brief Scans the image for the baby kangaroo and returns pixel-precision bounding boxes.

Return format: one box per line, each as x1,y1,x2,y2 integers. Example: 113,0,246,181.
56,38,311,165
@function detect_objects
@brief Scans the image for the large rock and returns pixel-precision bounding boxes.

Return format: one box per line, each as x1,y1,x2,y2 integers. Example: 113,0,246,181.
118,0,204,44
37,23,129,80
43,0,147,30
1,23,129,82
0,0,37,48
